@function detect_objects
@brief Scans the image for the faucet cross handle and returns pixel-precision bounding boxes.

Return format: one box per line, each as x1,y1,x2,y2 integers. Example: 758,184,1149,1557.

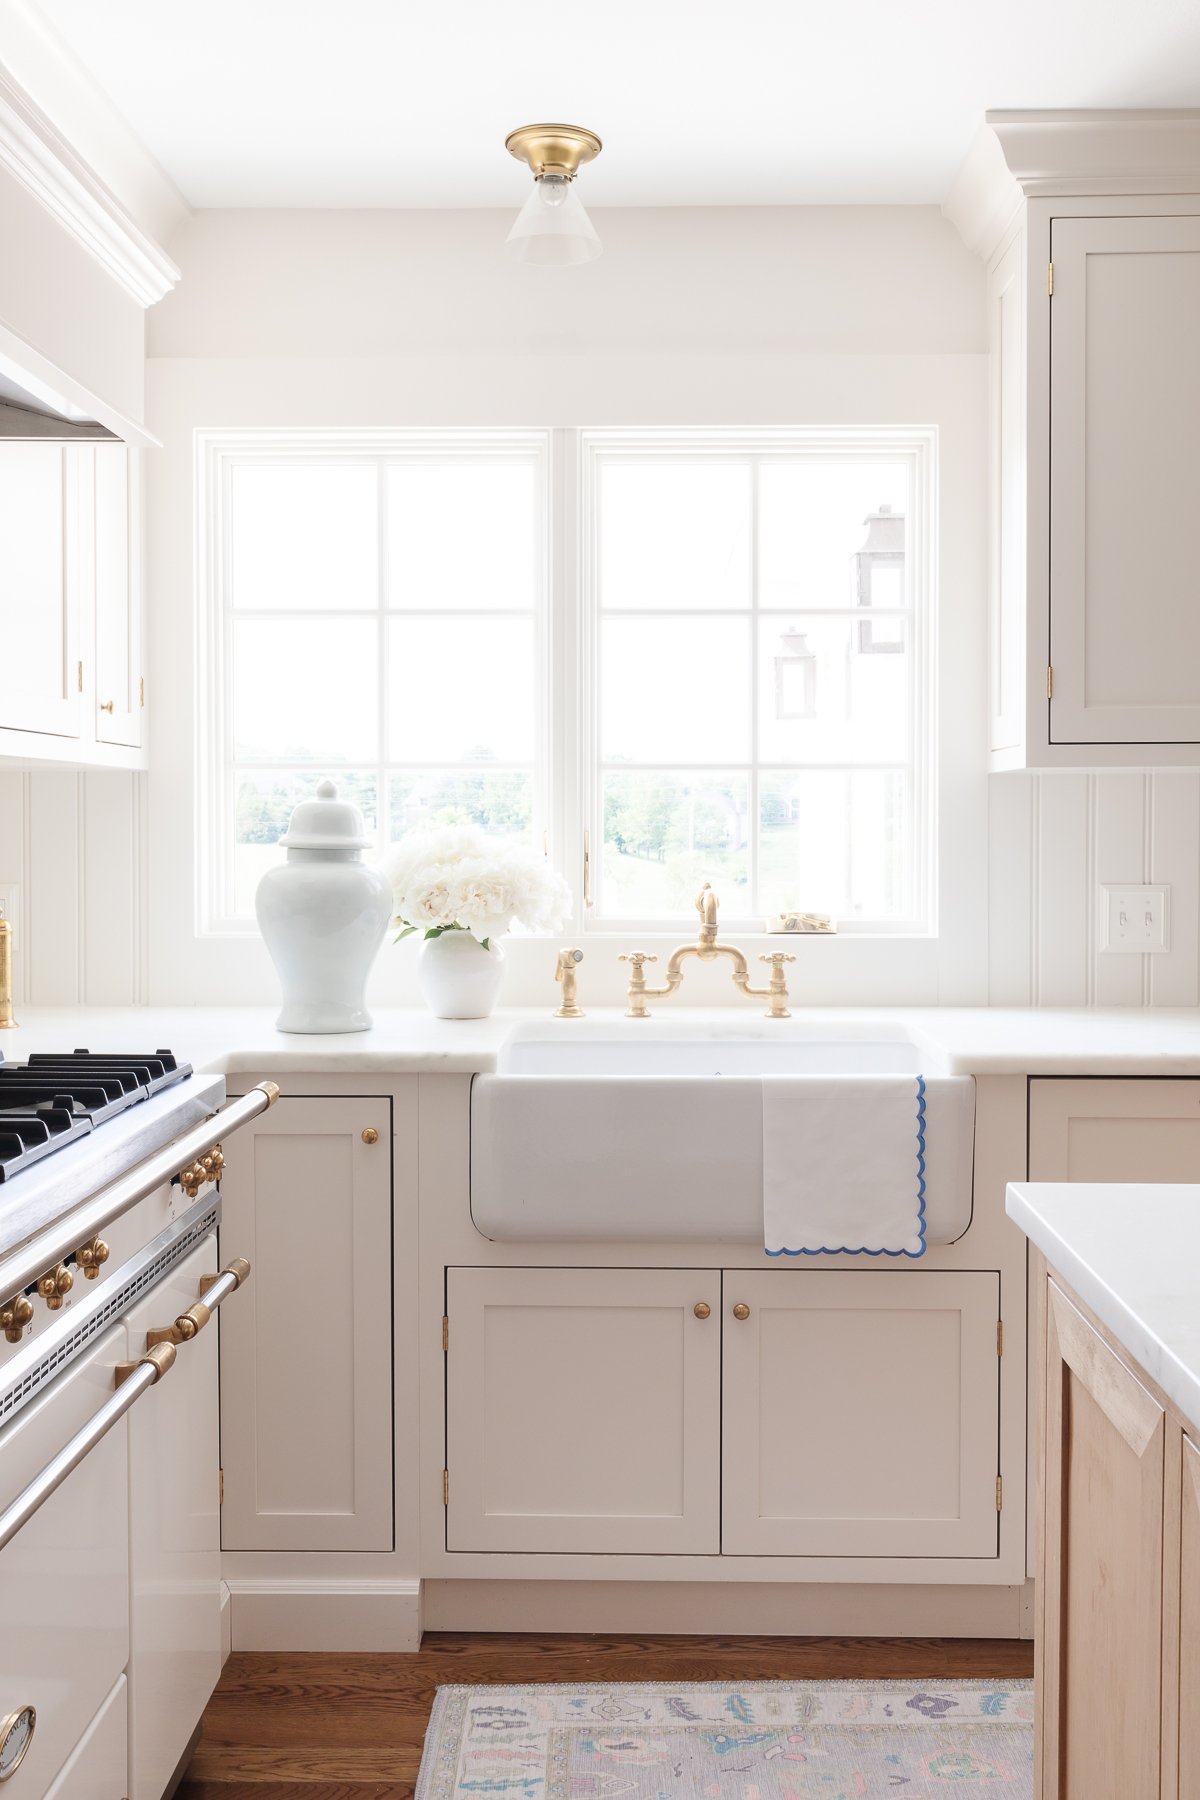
758,950,796,1020
618,951,658,1019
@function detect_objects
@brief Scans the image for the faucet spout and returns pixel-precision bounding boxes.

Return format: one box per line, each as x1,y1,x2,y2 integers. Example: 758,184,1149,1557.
619,887,795,1019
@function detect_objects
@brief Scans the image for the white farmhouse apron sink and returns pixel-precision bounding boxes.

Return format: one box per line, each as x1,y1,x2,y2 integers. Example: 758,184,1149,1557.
471,1020,974,1244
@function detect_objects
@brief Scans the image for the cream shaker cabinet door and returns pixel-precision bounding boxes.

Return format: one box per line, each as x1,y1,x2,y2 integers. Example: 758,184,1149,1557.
1049,214,1200,747
1030,1079,1200,1182
721,1270,1001,1559
125,1239,221,1800
1038,1279,1166,1800
0,442,79,739
93,445,142,749
218,1096,393,1551
1175,1433,1200,1799
445,1267,721,1554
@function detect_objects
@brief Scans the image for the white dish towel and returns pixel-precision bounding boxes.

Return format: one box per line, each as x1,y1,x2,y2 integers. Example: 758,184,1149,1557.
762,1074,970,1258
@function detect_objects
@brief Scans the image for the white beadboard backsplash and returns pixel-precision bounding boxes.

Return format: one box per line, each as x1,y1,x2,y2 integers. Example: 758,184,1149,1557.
989,771,1200,1007
3,766,1199,1009
0,768,147,1008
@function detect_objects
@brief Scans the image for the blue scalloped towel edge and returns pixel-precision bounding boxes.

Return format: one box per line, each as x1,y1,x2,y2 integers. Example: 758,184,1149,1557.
765,1073,929,1259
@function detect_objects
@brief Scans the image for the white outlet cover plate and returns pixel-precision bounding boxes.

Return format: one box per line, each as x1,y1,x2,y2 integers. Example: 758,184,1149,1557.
1102,884,1170,953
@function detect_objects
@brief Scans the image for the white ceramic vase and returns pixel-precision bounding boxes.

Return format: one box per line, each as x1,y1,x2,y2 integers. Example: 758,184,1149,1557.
255,779,392,1034
416,930,505,1019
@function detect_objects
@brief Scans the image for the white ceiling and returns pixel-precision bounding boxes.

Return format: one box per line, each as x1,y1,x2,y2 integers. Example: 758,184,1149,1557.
31,0,1200,209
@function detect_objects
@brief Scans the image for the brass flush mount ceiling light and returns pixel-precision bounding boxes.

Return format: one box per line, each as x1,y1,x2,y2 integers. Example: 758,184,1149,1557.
504,124,603,266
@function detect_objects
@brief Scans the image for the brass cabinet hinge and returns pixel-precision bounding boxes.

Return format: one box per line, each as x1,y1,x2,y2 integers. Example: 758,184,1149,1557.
1047,261,1054,297
996,1476,1003,1512
139,675,145,707
996,1320,1004,1356
77,660,83,693
1047,665,1054,700
442,1469,449,1506
442,1315,449,1352
219,1467,224,1506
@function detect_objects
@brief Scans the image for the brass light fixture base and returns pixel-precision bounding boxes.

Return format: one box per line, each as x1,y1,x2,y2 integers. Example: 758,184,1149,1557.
505,124,602,180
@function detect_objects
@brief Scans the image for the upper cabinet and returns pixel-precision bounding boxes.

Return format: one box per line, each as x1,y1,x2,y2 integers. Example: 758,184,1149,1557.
953,112,1200,768
0,438,145,766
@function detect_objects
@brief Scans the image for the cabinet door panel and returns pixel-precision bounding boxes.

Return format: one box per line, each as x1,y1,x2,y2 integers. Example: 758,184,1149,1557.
125,1240,220,1800
94,444,141,748
218,1096,393,1550
1030,1079,1200,1183
1039,1279,1165,1799
722,1270,1000,1558
446,1267,720,1553
0,442,78,737
1050,214,1200,745
1177,1433,1200,1798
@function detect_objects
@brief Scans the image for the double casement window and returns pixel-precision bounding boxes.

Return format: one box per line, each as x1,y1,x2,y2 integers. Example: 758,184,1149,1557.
198,427,933,936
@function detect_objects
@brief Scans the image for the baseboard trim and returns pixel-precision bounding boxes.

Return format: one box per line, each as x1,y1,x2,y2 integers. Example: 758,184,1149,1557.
423,1579,1027,1639
227,1577,424,1652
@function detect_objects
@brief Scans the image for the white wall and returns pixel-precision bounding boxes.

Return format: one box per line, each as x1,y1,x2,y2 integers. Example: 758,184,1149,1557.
19,202,1180,1011
115,205,986,1008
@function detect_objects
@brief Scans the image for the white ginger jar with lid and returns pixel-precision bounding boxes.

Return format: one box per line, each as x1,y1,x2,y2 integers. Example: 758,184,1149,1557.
255,779,393,1033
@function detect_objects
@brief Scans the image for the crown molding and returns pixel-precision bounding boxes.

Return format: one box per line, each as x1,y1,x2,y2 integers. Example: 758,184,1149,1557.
945,109,1200,262
0,59,180,307
942,124,1022,262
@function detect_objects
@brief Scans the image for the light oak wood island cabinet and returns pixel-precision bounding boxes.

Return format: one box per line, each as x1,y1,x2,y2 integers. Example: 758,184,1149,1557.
1008,1181,1200,1799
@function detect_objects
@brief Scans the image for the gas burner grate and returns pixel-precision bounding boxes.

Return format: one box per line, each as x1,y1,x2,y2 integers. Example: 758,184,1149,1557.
0,1048,194,1182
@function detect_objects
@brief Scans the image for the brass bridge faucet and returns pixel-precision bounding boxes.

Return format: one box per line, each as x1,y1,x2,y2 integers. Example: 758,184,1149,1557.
619,885,795,1019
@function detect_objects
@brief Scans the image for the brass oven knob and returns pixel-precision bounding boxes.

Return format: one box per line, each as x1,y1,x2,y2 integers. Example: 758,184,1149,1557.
732,1302,751,1321
77,1237,110,1279
178,1144,223,1199
693,1301,711,1320
0,1295,33,1342
37,1263,74,1309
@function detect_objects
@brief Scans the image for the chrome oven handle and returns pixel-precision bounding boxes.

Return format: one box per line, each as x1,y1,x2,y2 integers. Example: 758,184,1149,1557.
0,1344,176,1554
0,1083,279,1308
143,1257,251,1349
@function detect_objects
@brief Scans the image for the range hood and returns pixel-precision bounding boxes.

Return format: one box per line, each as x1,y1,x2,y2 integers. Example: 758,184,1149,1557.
0,364,117,440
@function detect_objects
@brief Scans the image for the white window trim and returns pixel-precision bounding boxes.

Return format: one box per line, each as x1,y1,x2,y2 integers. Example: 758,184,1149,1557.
195,427,553,937
576,427,937,937
196,424,936,940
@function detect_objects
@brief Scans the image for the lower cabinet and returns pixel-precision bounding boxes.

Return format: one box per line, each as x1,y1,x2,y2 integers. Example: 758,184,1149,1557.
721,1269,1001,1558
445,1266,1002,1562
1038,1277,1166,1797
446,1267,721,1553
218,1095,393,1551
1179,1434,1200,1795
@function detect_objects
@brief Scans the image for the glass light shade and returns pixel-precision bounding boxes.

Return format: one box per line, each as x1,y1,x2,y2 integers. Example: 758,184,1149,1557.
505,178,602,266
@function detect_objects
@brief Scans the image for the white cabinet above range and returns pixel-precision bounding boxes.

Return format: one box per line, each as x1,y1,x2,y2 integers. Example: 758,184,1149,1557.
0,441,145,767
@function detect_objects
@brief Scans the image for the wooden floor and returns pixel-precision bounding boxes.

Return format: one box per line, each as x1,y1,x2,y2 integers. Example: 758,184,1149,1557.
178,1632,1034,1800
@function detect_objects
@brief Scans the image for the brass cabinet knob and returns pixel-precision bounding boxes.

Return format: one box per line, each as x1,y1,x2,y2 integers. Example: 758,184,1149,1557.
361,1127,379,1145
693,1301,711,1320
99,700,114,713
37,1263,73,1309
0,1295,33,1342
732,1302,751,1321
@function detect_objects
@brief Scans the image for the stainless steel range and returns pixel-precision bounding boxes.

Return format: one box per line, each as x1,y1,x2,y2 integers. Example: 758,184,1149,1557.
0,1045,278,1800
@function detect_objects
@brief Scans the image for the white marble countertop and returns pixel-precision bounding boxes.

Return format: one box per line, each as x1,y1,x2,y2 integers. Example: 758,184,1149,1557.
3,1002,1200,1077
1007,1181,1200,1432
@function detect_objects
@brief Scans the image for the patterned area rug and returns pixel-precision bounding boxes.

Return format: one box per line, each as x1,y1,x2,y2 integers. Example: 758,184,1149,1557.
416,1680,1034,1799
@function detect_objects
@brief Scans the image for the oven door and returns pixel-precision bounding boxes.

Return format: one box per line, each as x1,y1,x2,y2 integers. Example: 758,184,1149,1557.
126,1235,222,1800
0,1327,129,1797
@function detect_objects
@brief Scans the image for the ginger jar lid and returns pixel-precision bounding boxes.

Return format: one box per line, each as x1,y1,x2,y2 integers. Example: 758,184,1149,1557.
279,779,370,851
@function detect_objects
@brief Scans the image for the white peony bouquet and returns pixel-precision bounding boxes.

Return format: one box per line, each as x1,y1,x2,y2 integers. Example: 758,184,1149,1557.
384,825,570,950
